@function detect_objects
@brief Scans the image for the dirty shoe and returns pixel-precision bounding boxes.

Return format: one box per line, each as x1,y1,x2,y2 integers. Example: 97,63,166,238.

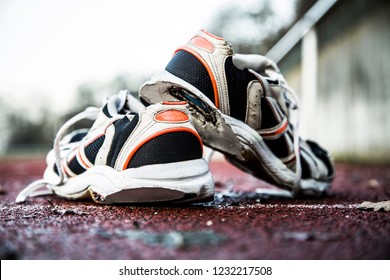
139,29,334,196
16,90,214,204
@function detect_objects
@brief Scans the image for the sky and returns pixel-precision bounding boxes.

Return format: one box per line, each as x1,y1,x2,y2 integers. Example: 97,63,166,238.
0,0,295,115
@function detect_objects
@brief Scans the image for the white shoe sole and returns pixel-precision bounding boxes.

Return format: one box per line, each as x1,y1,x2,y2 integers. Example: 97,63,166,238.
51,159,214,204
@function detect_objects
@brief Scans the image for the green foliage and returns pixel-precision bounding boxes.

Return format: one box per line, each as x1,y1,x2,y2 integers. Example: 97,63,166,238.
207,0,315,55
2,74,146,156
5,108,54,155
207,0,284,54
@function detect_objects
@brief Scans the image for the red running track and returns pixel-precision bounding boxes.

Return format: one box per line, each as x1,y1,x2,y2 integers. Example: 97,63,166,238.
0,158,389,259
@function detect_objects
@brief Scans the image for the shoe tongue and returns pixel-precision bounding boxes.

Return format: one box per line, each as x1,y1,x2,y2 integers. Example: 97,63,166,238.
89,91,129,133
105,90,127,116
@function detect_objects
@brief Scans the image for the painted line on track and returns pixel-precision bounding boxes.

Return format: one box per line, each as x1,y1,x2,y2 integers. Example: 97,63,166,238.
241,203,360,210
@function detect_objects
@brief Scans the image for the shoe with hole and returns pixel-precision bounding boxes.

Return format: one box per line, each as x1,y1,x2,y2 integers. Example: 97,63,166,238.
16,90,214,204
139,30,335,197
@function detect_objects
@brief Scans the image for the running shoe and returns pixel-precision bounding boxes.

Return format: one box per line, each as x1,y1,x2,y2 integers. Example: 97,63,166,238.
16,90,214,204
139,29,334,196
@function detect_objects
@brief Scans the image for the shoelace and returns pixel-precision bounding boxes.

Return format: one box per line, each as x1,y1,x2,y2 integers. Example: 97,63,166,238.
15,107,100,203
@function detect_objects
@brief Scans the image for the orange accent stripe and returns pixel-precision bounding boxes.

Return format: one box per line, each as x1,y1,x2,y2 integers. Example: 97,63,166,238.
162,101,187,106
175,46,219,109
77,146,92,169
155,110,189,122
122,127,203,170
62,158,75,177
260,120,288,137
75,133,105,169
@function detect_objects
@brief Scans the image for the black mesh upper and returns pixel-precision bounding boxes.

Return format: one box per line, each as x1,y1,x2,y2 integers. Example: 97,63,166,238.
107,114,139,168
260,97,281,128
85,135,106,164
126,131,202,169
68,156,86,175
264,137,290,158
224,57,255,122
165,50,215,104
102,105,111,118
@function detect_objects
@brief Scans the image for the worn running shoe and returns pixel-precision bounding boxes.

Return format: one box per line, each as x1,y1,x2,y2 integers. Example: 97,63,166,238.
16,90,214,204
139,29,334,196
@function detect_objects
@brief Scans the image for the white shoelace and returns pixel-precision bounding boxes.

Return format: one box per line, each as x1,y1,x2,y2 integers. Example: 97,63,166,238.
15,107,100,203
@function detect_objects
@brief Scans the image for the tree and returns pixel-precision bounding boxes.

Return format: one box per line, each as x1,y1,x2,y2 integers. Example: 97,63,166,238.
6,106,54,154
207,0,317,55
208,0,284,54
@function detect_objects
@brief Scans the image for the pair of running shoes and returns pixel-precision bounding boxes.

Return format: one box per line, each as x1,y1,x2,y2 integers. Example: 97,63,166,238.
16,30,335,204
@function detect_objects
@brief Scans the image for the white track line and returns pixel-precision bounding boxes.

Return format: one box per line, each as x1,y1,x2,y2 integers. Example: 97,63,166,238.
247,203,360,209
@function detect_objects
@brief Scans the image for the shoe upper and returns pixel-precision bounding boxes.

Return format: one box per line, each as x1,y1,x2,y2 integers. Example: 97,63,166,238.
161,30,301,176
16,91,204,202
140,29,335,195
52,94,202,182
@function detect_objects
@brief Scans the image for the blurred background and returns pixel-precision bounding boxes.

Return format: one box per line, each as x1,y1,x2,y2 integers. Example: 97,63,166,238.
0,0,389,163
